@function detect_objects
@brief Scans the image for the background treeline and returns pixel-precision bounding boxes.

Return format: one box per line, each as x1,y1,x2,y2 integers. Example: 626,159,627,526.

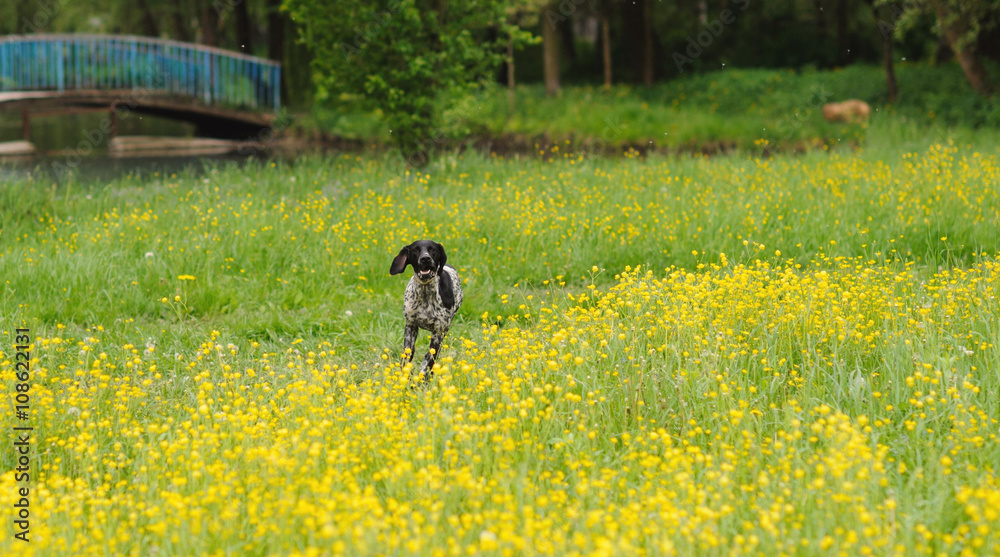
5,0,999,106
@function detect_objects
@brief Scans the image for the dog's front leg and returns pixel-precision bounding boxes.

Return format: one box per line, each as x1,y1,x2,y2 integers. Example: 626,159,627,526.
420,333,445,380
403,323,418,367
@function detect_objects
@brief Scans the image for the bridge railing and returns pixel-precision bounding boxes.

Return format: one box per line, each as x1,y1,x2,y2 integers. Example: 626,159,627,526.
0,34,281,110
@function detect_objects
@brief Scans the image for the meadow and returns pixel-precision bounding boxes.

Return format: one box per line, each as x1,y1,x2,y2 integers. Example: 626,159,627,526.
307,64,1000,153
1,141,1000,555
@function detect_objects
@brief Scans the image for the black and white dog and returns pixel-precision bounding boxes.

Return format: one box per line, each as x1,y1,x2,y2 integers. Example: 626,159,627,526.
390,240,463,378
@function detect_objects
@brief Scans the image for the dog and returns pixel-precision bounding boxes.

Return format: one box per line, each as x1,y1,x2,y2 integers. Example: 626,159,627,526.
390,240,463,379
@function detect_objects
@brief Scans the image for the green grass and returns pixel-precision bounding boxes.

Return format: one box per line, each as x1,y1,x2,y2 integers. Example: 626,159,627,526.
303,63,1000,153
2,141,1000,350
1,143,996,331
1,141,1000,554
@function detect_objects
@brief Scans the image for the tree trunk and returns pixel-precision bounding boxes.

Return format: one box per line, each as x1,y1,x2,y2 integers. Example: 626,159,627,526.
934,35,953,64
235,0,253,52
979,28,1000,63
200,2,219,46
267,0,285,62
542,4,560,97
266,0,288,104
836,0,850,65
601,4,612,89
507,36,516,110
623,0,653,84
558,16,577,68
642,0,654,86
934,0,994,96
883,32,898,102
136,0,161,37
814,0,828,44
867,1,898,102
172,5,192,42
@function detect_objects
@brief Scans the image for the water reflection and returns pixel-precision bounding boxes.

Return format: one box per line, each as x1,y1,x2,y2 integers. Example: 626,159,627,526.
0,111,292,184
0,111,193,154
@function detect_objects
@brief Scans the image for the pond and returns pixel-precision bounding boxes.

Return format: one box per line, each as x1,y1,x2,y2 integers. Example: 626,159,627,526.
0,111,289,183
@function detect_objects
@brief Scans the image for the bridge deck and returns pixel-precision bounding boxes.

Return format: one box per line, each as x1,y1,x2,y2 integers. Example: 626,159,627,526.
0,90,277,129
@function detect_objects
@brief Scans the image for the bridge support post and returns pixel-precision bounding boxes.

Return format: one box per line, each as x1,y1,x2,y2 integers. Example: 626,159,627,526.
21,110,30,142
110,102,118,139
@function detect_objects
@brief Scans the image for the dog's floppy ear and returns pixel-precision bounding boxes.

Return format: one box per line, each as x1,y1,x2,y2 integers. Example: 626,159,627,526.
438,268,456,309
435,242,447,273
434,242,454,307
389,244,411,275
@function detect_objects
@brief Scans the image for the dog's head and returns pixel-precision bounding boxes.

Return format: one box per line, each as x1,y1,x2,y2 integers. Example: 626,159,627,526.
390,240,455,308
390,240,447,282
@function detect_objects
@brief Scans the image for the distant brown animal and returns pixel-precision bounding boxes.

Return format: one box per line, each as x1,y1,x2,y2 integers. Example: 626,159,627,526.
822,99,871,123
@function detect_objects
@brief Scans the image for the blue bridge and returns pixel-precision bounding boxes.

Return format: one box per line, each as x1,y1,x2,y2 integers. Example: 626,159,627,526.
0,34,283,142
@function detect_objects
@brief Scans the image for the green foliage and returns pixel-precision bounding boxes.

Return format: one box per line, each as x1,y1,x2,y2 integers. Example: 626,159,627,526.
884,0,1000,51
306,64,1000,151
283,0,531,164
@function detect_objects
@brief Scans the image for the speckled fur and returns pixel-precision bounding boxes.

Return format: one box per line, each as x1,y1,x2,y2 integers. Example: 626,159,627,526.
390,241,463,378
402,266,463,376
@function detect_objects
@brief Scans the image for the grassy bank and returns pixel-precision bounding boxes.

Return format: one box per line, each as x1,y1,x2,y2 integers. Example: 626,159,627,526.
1,143,1000,554
304,63,1000,153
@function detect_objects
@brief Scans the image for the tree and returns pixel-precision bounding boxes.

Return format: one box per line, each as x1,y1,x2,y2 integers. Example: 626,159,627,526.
530,0,579,97
932,0,994,95
199,0,219,46
600,0,613,88
267,0,285,62
837,0,851,65
136,0,161,36
886,0,998,96
557,13,577,68
234,0,253,52
542,2,561,96
624,0,656,85
171,2,194,42
868,0,899,101
641,0,654,86
498,5,540,109
284,0,529,164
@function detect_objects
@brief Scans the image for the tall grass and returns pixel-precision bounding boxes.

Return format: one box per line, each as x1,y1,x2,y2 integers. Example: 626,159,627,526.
308,64,1000,153
1,143,999,555
2,143,998,331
